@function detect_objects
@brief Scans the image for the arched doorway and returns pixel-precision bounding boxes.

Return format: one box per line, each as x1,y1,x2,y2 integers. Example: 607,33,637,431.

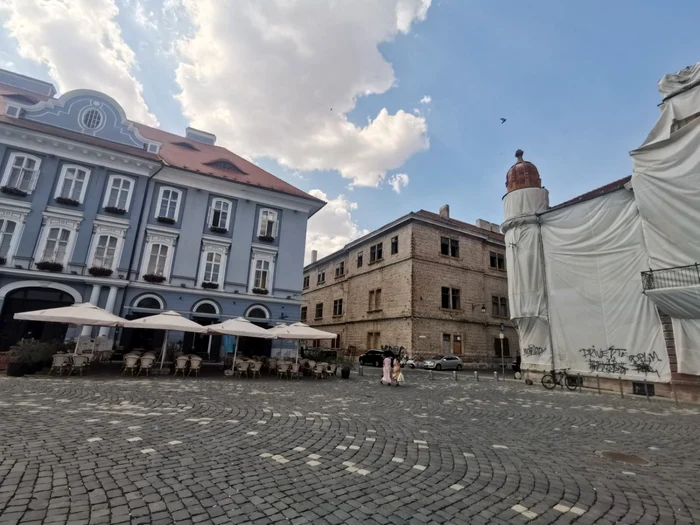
0,287,76,350
238,305,273,357
183,300,221,361
118,294,165,354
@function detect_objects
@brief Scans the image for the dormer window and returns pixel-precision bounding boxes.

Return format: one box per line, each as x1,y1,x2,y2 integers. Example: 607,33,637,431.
172,141,200,151
205,159,245,173
79,106,105,131
258,208,278,241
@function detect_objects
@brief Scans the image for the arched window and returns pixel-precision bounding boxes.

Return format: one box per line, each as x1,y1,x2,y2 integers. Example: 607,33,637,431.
1,152,41,194
134,294,164,310
55,164,91,203
246,305,269,319
194,302,218,315
209,198,232,230
156,186,182,221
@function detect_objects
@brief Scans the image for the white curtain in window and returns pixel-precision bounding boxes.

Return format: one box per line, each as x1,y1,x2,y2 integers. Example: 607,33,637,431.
107,177,132,209
259,210,278,237
254,259,269,289
42,228,70,262
8,155,38,192
0,220,16,258
93,235,118,268
147,244,169,275
60,167,88,201
203,251,222,282
159,189,180,219
210,200,230,228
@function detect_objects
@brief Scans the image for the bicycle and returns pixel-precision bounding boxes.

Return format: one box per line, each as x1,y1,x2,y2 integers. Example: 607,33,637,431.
541,368,579,391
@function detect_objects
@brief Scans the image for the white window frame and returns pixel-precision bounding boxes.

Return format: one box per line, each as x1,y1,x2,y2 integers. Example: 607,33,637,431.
86,223,127,272
140,231,177,281
0,218,19,262
34,215,81,268
155,186,183,221
197,242,228,287
0,202,28,265
248,249,276,293
103,174,135,211
209,198,232,230
1,152,42,194
54,164,91,203
258,208,279,239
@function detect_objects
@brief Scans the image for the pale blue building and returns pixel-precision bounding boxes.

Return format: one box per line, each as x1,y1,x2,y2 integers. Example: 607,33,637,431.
0,69,324,358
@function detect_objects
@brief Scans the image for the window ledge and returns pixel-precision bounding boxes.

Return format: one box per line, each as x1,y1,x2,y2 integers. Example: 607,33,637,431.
367,309,383,313
314,317,323,321
367,258,384,266
439,253,459,259
332,314,344,318
439,307,463,312
334,274,346,279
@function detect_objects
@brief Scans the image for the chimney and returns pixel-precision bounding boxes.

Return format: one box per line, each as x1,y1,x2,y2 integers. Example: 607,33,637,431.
185,126,216,146
311,250,318,263
439,204,450,220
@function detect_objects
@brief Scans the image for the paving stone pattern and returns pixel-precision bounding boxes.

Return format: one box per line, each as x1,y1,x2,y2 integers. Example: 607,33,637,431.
1,371,699,524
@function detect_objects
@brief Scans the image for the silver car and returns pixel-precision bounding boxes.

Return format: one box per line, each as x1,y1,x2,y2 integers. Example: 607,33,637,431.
422,355,463,371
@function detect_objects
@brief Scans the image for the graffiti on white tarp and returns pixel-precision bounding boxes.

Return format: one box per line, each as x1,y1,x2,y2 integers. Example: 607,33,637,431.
522,344,546,357
579,345,662,376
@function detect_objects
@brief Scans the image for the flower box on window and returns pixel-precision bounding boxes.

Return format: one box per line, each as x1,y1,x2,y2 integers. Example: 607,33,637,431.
210,226,228,234
157,216,176,225
104,206,126,215
257,235,275,243
88,267,113,277
55,196,80,207
252,287,269,295
143,274,166,283
35,261,63,272
201,281,219,290
1,186,27,197
0,257,6,266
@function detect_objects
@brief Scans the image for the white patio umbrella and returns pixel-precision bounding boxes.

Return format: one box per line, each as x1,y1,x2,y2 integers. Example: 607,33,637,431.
206,317,277,371
122,310,206,369
14,303,128,353
266,322,337,363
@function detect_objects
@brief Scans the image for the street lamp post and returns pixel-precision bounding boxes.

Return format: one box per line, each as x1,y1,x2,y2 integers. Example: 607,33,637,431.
499,325,505,381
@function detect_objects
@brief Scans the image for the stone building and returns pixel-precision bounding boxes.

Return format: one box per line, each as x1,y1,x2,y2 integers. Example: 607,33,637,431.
502,63,700,398
0,68,323,357
301,206,518,365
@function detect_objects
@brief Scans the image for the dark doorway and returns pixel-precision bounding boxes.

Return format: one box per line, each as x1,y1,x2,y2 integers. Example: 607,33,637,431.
118,297,164,354
238,307,272,357
0,287,76,350
183,303,221,361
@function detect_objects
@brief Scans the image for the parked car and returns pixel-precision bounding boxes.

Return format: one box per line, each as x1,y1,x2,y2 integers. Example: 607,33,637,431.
422,355,463,371
359,350,385,367
406,358,420,369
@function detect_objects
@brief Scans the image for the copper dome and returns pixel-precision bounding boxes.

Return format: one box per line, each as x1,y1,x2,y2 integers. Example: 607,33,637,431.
506,149,542,193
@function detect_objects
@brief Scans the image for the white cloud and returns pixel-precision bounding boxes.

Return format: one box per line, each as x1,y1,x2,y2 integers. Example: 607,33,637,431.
134,0,158,31
420,95,432,104
305,189,369,263
0,0,158,126
389,173,410,193
174,0,430,187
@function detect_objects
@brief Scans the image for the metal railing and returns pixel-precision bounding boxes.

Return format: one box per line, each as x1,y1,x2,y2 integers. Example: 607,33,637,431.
641,263,700,291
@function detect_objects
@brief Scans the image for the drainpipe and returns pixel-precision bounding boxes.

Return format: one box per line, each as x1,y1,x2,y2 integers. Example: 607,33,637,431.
115,163,165,329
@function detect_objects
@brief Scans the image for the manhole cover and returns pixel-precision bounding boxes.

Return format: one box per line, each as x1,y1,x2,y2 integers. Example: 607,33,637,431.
596,450,653,466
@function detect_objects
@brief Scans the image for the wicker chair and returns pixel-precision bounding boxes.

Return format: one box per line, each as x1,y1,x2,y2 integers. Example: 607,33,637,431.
122,355,140,376
234,361,250,378
249,361,263,379
313,365,325,380
188,357,203,377
289,363,301,380
70,355,90,376
173,356,189,377
277,362,290,379
48,354,70,376
325,364,337,378
267,359,277,375
137,356,155,376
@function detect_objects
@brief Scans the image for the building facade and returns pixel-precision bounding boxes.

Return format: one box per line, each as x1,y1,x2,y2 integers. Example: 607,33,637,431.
0,69,323,356
502,63,700,398
301,206,519,365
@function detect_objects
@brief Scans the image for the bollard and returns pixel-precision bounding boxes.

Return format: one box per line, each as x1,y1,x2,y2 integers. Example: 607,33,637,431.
474,371,479,382
643,378,650,402
493,371,499,382
578,374,583,393
619,376,624,398
429,370,433,380
359,365,363,376
453,371,458,381
596,375,601,395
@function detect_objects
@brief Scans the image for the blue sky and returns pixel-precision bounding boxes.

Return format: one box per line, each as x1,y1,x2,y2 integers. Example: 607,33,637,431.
1,0,699,259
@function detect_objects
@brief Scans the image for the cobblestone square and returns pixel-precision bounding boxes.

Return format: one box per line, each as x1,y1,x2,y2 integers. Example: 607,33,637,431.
1,370,699,524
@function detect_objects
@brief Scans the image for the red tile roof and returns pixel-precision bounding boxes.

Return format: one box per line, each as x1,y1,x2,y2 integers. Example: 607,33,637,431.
0,82,322,204
416,210,505,241
547,176,632,212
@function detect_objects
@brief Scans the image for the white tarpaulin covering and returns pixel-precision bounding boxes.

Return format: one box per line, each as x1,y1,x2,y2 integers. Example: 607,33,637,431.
672,319,700,375
645,287,700,319
539,189,670,381
513,317,551,370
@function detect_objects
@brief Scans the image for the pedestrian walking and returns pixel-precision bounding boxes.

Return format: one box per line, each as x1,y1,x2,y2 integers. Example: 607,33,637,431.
381,351,393,385
391,355,401,386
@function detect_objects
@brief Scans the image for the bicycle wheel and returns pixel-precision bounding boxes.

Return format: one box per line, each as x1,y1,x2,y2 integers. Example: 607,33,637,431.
565,375,579,391
541,374,556,390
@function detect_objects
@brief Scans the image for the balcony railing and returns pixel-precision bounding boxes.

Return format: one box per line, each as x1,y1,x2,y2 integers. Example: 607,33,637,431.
641,263,700,291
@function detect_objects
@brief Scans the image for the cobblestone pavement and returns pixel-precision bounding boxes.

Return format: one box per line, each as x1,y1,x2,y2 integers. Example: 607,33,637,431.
1,370,700,525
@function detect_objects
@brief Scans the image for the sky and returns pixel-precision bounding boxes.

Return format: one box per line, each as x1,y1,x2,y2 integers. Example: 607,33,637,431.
1,0,699,262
